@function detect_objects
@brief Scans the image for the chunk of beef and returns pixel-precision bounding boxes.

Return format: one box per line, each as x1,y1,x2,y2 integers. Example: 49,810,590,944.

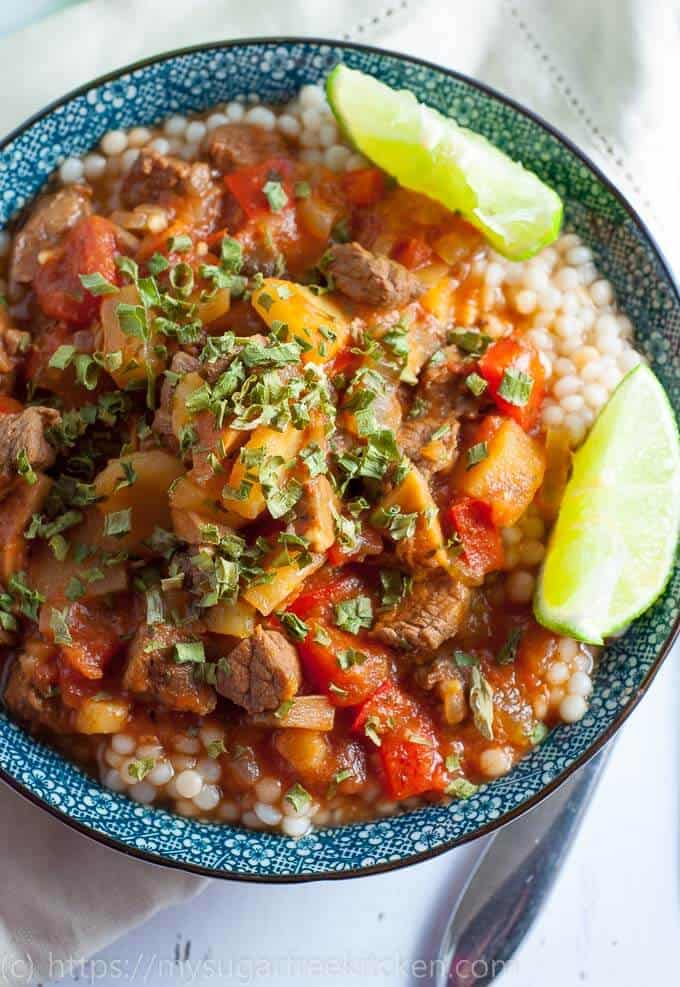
123,623,216,715
398,413,460,477
121,149,213,209
292,475,337,553
0,307,29,395
207,123,288,173
4,649,72,734
0,407,60,487
216,625,301,714
413,652,468,726
0,473,51,581
417,344,493,421
326,241,423,308
372,571,471,651
10,185,92,286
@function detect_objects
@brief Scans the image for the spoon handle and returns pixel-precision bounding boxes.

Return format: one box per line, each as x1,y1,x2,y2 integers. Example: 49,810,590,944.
437,747,610,986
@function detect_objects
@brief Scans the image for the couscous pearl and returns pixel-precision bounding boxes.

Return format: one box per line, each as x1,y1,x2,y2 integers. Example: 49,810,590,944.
537,285,562,310
127,126,152,147
583,383,609,409
165,778,180,799
205,112,228,132
541,403,565,428
199,724,225,747
175,769,203,799
523,267,549,293
299,127,321,148
484,262,505,287
547,661,569,685
549,687,565,706
106,156,123,176
299,148,323,164
254,802,283,826
595,313,619,336
277,113,301,137
533,695,549,720
59,157,85,184
324,145,351,172
173,735,201,755
312,808,331,827
101,130,128,155
566,245,592,266
502,526,522,546
318,122,339,148
103,769,127,792
590,279,613,305
581,361,605,383
121,148,140,172
564,414,587,445
554,267,580,292
82,153,107,179
111,733,136,755
196,758,222,784
561,393,585,413
176,799,199,818
479,747,512,778
557,335,583,357
255,777,283,804
504,547,520,569
194,784,221,812
282,816,311,838
553,357,576,377
596,335,623,357
559,694,588,723
571,345,599,369
346,152,370,171
602,367,622,391
568,671,593,697
147,760,174,786
185,121,207,144
578,262,598,286
129,781,157,805
559,292,580,316
619,349,641,372
218,801,240,822
242,810,265,830
506,570,535,603
514,289,537,314
299,84,325,109
149,137,171,155
225,101,245,121
376,799,399,817
558,233,581,252
104,748,123,769
554,314,579,339
574,651,593,673
135,743,162,759
301,107,323,131
245,106,276,130
519,539,545,566
553,375,582,399
163,114,188,137
558,637,579,661
526,328,553,351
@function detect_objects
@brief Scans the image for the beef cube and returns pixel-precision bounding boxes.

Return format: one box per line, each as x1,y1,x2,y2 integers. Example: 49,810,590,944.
121,148,213,209
207,123,288,173
10,185,92,286
123,623,216,715
326,241,423,308
372,571,471,651
216,625,301,714
0,407,60,488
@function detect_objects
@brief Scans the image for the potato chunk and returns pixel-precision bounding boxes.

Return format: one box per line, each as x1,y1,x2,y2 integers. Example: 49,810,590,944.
251,278,350,363
224,425,305,521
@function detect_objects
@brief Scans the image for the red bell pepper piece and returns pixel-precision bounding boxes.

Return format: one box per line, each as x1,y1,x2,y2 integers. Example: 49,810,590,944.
446,496,504,579
341,168,386,207
0,395,23,414
478,336,546,430
297,622,390,707
392,237,433,270
288,571,364,621
224,157,295,220
57,601,123,680
34,215,119,327
327,525,383,567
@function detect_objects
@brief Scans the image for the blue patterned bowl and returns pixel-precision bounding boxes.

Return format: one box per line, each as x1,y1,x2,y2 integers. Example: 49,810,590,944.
0,39,677,881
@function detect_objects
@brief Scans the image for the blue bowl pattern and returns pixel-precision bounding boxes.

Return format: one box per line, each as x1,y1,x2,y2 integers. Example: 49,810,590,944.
0,39,677,881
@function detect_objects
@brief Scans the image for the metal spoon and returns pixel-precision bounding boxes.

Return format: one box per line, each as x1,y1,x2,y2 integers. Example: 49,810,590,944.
436,747,610,986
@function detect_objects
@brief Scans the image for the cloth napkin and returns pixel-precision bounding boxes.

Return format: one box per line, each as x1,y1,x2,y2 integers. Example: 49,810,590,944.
0,1,676,983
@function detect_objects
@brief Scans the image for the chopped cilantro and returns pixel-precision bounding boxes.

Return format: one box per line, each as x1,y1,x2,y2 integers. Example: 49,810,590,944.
284,783,311,813
466,441,488,470
172,641,206,665
277,612,309,641
79,271,118,296
334,596,373,635
16,449,37,486
498,368,534,407
50,606,72,645
104,509,132,538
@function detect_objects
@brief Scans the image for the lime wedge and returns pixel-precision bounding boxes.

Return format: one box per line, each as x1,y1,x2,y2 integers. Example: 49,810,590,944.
535,365,680,644
326,64,563,260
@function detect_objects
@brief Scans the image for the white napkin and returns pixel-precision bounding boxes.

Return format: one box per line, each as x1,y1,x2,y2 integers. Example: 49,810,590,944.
0,1,675,983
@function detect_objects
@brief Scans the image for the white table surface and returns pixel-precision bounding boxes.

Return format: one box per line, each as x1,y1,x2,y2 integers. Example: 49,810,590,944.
3,4,678,985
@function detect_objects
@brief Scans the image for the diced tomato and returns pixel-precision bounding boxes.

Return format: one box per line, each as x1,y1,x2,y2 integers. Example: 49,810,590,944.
57,602,122,680
392,237,433,270
288,571,364,621
446,496,504,579
224,158,295,221
57,663,101,708
341,168,386,207
297,623,390,707
327,525,383,567
0,395,23,414
478,336,546,430
33,216,119,327
353,681,448,798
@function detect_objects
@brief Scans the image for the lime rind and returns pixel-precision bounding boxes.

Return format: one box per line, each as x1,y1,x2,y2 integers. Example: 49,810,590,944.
326,64,563,261
535,365,680,644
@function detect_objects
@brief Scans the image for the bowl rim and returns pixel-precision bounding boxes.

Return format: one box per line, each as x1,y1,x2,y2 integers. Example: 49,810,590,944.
0,35,678,884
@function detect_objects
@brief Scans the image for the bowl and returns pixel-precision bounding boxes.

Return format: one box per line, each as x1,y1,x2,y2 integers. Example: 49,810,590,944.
0,38,677,882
